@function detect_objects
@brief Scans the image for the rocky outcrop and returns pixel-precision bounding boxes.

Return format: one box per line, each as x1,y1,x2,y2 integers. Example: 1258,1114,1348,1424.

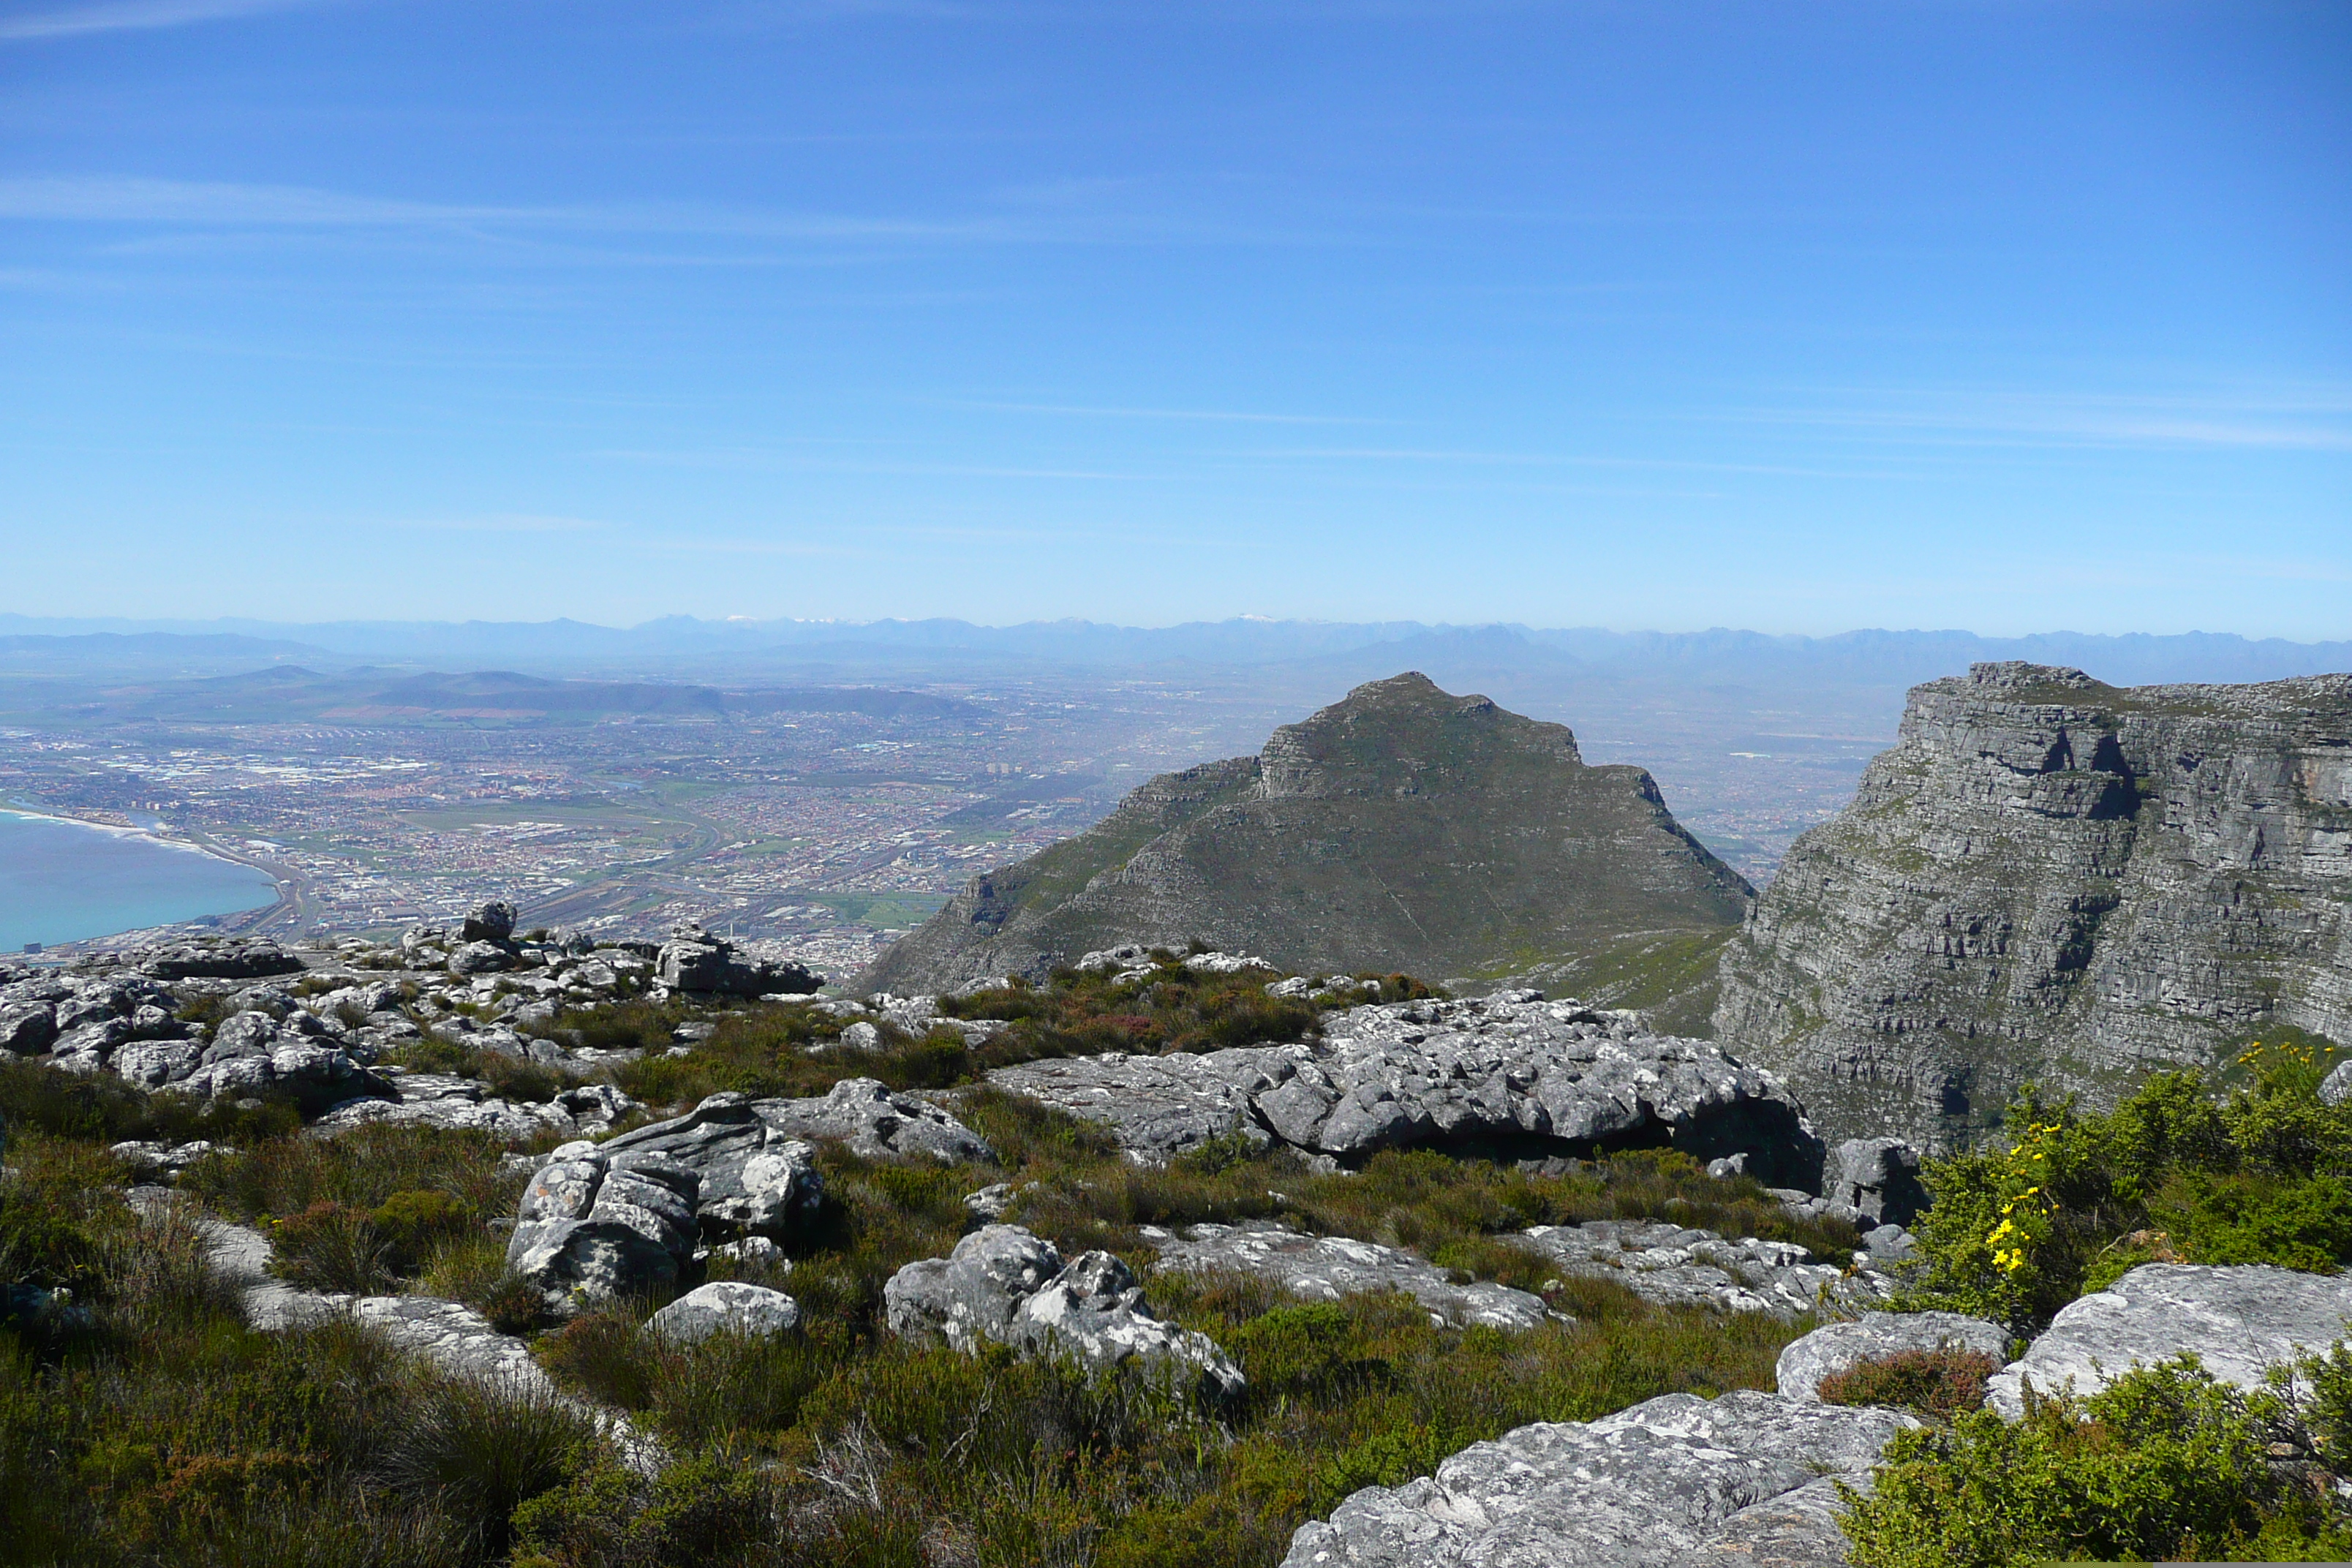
657,924,820,998
884,1224,1245,1401
1714,663,2352,1149
864,674,1752,1026
1987,1262,2352,1416
1280,1389,1915,1568
2323,1060,2352,1106
132,938,304,981
1142,1220,1551,1330
151,1194,659,1472
989,992,1825,1186
1504,1219,1895,1319
589,1093,827,1235
1774,1311,2008,1402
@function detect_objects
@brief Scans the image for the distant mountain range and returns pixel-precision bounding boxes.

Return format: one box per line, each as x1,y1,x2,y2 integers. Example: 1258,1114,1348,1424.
0,663,981,725
0,615,2343,687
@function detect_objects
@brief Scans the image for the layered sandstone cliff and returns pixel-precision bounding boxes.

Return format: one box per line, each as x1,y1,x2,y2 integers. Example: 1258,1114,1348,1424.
1714,661,2352,1150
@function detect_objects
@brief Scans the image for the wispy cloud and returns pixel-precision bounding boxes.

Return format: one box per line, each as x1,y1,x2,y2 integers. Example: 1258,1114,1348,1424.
941,399,1388,426
391,513,611,534
0,0,339,42
1727,388,2352,453
0,173,1292,249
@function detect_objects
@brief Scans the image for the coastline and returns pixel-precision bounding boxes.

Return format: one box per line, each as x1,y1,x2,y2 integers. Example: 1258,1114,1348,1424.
0,807,290,950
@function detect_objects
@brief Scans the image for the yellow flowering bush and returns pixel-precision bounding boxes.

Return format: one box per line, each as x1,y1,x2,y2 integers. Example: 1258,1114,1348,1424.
1904,1036,2352,1334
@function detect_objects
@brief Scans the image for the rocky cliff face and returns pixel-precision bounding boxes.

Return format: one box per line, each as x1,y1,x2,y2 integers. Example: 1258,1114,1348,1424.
863,673,1753,1014
1714,661,2352,1150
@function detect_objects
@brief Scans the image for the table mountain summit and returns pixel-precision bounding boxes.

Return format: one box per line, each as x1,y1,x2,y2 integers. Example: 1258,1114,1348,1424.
862,672,1753,1019
1714,660,2352,1151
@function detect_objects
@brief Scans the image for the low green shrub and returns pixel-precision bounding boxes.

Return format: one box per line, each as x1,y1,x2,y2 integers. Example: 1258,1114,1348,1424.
535,1310,660,1410
1838,1356,2352,1568
0,1133,135,1301
512,1453,784,1568
939,957,1333,1059
0,1055,298,1147
269,1202,399,1294
184,1123,522,1228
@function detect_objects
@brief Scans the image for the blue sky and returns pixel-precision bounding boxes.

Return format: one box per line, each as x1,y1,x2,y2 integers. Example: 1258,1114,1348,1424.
3,1,2346,636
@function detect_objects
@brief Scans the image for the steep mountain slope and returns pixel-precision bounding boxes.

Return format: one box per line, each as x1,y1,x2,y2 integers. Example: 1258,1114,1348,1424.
1714,661,2352,1150
862,674,1753,1022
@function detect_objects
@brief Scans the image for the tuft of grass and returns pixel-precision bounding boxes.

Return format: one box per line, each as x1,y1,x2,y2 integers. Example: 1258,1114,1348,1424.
1817,1348,2000,1423
372,1376,598,1560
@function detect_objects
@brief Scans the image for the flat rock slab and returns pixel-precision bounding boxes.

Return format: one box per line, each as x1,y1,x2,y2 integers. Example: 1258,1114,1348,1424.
1280,1388,1914,1568
153,1198,661,1470
985,1052,1270,1162
1989,1262,2352,1416
1507,1220,1893,1320
988,994,1822,1185
1143,1220,1550,1330
1776,1311,2008,1403
749,1077,995,1164
315,1074,632,1142
179,1210,554,1393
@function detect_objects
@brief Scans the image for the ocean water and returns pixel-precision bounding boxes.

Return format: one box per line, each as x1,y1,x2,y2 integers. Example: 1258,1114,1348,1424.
0,810,278,951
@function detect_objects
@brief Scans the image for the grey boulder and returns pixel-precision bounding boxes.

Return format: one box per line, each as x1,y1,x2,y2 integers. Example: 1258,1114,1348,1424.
505,1147,702,1315
752,1077,995,1165
886,1224,1245,1401
202,1009,281,1063
2321,1059,2352,1107
1145,1220,1550,1330
1826,1138,1929,1229
646,1281,802,1343
1988,1263,2352,1416
136,939,304,981
0,1001,56,1055
886,1224,1065,1352
50,1017,131,1063
113,1039,206,1089
448,941,514,976
461,900,518,944
312,1076,629,1141
657,925,820,998
1281,1389,1915,1568
1776,1311,2009,1403
593,1093,827,1237
177,1039,391,1112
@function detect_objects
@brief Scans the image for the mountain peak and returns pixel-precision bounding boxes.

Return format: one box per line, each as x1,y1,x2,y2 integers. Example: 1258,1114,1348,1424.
863,674,1748,1023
